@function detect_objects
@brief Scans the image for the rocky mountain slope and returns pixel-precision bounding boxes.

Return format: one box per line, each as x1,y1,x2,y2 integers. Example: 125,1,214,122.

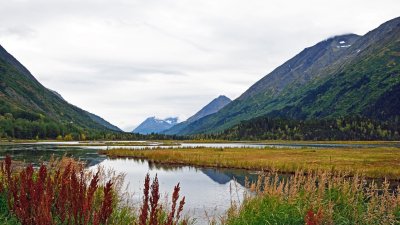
164,95,231,135
132,117,178,134
175,16,400,135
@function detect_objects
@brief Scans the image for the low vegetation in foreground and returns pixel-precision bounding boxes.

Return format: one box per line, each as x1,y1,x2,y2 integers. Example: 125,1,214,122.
0,156,189,225
225,170,400,225
1,153,400,224
100,146,400,179
102,146,400,224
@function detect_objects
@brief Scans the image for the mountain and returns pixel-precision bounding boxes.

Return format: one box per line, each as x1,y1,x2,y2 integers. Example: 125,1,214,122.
174,16,400,135
163,95,231,134
0,44,121,139
85,112,122,132
48,89,122,132
48,89,66,101
132,117,178,134
187,95,232,123
239,34,361,99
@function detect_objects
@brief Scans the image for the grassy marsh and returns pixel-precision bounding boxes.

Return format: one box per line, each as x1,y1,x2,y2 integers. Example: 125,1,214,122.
224,170,400,225
100,146,400,179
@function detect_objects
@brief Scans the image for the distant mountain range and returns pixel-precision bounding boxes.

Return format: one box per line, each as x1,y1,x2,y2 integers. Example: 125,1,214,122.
134,95,231,135
187,95,232,123
0,44,121,138
172,16,400,135
2,16,399,140
163,95,232,135
132,117,178,134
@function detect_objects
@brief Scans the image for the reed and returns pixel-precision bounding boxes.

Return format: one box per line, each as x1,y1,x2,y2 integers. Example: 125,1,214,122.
224,169,400,224
0,155,114,225
100,146,400,179
137,174,187,225
0,156,189,225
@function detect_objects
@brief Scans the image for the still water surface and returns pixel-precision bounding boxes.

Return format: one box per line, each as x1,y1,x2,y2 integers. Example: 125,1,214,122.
0,143,259,224
0,141,397,224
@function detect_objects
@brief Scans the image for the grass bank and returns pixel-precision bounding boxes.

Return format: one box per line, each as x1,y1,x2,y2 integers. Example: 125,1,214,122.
100,146,400,179
180,140,400,145
224,170,400,225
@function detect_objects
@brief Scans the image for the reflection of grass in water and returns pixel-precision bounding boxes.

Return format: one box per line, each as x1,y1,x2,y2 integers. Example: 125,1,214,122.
0,144,105,167
101,146,400,179
59,143,180,147
56,140,181,147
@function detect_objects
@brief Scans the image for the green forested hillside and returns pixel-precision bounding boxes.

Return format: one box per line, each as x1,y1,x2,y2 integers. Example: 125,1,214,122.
0,45,120,140
176,16,400,136
203,116,400,141
1,16,399,141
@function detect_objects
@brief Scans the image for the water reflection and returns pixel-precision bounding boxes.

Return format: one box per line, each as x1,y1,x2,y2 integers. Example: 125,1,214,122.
0,144,257,224
1,142,398,224
74,141,400,150
90,158,255,224
0,144,106,167
136,159,259,186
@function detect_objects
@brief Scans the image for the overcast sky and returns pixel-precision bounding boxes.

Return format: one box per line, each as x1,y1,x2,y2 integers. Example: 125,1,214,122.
0,0,399,131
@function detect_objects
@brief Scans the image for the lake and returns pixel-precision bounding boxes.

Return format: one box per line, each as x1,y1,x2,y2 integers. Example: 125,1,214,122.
0,142,261,224
0,141,398,224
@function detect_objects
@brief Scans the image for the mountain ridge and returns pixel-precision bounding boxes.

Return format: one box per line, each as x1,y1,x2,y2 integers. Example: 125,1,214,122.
187,95,232,123
173,16,400,135
0,44,122,138
132,117,178,134
163,95,232,135
47,88,122,132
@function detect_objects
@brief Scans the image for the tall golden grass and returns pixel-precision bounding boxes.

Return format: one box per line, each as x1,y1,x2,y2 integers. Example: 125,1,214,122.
100,146,400,179
224,169,400,224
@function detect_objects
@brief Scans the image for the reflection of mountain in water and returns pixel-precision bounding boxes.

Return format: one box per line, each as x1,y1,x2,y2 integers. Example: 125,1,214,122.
85,156,106,167
201,168,259,187
201,169,232,184
139,159,258,187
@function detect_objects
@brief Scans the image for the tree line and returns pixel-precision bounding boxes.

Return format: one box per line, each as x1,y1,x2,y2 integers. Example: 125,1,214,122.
2,107,399,141
193,116,400,141
0,111,184,141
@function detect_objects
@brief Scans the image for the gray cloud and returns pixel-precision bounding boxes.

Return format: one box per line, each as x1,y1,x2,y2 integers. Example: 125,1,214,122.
0,0,399,131
0,26,35,39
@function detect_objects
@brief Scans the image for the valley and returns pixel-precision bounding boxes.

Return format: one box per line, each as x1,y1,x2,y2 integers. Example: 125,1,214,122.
0,8,399,225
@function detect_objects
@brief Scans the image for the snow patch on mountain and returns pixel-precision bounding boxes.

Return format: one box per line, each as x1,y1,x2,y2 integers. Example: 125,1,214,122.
132,116,178,134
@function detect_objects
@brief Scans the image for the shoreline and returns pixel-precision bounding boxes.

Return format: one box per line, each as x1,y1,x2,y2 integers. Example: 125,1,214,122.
99,146,400,179
1,139,400,144
102,154,400,188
